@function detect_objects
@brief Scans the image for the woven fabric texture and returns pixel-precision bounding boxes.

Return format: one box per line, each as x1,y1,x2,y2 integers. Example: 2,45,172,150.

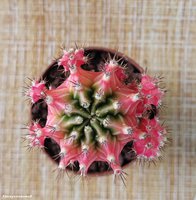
0,0,195,200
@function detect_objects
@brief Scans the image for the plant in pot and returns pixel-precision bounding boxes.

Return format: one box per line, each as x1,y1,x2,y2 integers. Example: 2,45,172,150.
24,46,169,183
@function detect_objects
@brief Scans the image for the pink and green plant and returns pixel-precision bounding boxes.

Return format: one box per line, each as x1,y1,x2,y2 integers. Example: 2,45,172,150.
24,46,169,182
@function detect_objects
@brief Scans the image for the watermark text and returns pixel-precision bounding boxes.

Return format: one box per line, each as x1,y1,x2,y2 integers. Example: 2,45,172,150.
2,194,32,199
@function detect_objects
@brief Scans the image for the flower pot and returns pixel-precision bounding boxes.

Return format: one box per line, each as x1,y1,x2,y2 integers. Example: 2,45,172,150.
31,47,143,175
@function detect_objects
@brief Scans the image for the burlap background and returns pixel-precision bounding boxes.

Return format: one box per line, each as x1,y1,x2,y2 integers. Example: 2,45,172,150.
0,0,195,199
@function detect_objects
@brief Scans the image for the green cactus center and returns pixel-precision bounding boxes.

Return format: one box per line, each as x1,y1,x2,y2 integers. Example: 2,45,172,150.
59,87,122,148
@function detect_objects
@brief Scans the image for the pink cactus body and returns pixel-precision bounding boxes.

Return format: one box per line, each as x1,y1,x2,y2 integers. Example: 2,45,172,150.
25,47,168,179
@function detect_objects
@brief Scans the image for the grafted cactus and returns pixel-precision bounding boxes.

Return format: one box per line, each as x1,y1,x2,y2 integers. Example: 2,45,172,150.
24,46,168,181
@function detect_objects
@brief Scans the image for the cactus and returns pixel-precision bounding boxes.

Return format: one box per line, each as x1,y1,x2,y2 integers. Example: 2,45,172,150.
24,46,168,181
